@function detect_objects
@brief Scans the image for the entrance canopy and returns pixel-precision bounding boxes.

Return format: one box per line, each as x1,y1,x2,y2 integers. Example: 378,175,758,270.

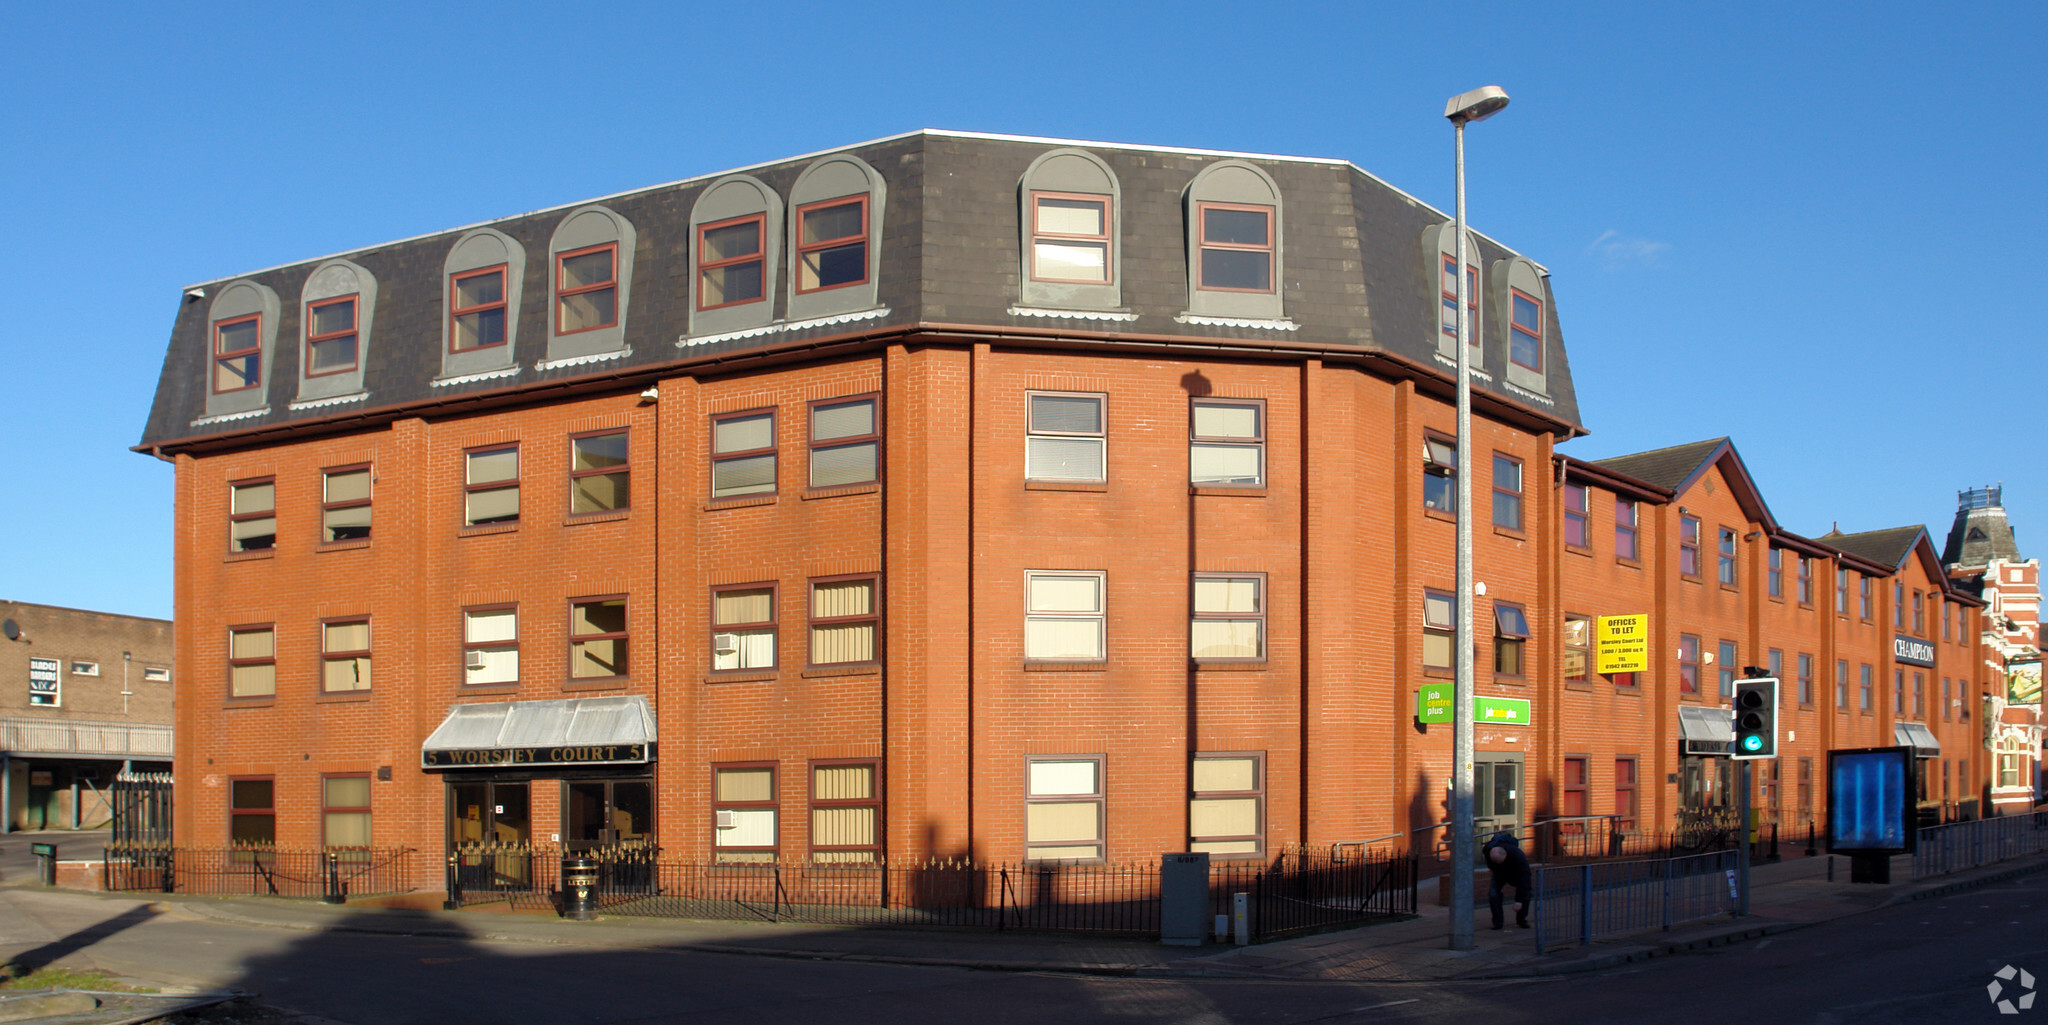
1893,721,1940,757
422,695,656,769
1677,705,1733,755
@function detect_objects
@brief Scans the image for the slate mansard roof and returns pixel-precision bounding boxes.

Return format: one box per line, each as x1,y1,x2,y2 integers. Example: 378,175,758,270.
137,130,1583,454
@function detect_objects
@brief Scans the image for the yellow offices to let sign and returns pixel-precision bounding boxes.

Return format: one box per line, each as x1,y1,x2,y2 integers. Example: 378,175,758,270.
1596,614,1649,674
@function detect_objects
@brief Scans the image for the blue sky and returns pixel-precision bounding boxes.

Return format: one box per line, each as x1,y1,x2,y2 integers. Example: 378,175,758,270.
2,2,2040,620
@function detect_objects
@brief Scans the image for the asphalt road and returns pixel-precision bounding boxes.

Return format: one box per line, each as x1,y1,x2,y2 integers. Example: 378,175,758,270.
0,870,2040,1024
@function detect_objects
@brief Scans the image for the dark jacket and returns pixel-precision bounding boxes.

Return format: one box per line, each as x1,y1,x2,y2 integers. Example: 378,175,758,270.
1483,831,1531,888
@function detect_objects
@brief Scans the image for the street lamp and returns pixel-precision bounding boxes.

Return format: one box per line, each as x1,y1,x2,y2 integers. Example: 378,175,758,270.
1445,84,1508,952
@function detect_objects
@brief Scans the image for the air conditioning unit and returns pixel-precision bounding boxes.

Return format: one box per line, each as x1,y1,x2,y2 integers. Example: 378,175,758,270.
465,651,487,671
715,810,737,830
713,633,739,655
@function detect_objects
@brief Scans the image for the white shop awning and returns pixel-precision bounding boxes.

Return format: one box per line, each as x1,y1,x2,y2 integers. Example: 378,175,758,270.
1893,721,1940,757
1677,705,1734,755
421,695,656,769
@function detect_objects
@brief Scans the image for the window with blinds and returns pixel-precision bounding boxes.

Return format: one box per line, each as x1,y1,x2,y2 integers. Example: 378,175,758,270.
1192,574,1263,661
1025,392,1105,481
1189,755,1262,856
323,776,371,850
711,411,776,498
1026,572,1105,661
810,577,877,666
322,466,371,542
714,766,777,863
569,597,628,679
1026,758,1102,861
321,619,371,693
230,478,276,552
464,446,519,526
810,762,879,862
463,606,519,685
229,625,276,698
1190,399,1263,486
809,396,878,488
713,586,776,671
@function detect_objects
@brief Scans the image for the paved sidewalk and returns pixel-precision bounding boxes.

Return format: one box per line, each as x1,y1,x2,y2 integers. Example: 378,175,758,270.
58,850,2048,984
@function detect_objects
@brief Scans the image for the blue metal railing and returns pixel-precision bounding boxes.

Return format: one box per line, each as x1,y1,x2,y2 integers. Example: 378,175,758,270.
1531,849,1737,953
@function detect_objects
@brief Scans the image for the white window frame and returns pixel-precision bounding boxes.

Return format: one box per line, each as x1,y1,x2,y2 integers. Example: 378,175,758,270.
1025,392,1106,482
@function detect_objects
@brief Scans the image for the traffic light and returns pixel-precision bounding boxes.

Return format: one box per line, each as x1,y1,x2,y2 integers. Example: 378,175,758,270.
1731,676,1779,759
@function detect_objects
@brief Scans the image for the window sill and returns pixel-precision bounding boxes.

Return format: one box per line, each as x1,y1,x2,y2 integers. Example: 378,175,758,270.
1767,595,1785,604
1720,584,1741,594
1422,667,1454,679
1564,545,1592,558
224,697,275,709
1565,681,1594,692
563,678,629,692
459,682,521,694
706,671,778,684
1677,693,1705,703
224,549,275,563
1490,677,1528,688
1493,526,1527,542
460,523,519,538
317,691,372,704
1680,574,1703,585
1423,508,1457,525
1190,485,1266,498
1193,661,1267,672
566,510,630,526
1615,558,1642,570
802,664,880,678
1023,660,1108,672
1025,480,1107,493
803,483,879,501
317,539,371,553
706,495,777,511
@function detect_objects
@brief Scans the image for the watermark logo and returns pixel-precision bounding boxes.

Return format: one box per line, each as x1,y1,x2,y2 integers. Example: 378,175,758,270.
1989,965,2037,1015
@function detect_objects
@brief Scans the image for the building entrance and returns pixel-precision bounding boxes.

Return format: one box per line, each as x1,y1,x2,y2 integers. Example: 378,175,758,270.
1473,753,1523,840
447,781,532,892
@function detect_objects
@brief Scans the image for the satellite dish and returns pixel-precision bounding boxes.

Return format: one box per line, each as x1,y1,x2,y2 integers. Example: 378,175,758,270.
1,620,18,641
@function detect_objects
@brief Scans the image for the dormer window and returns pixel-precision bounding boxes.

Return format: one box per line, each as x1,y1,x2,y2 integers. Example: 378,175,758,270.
450,267,508,352
1017,148,1122,311
305,297,358,376
296,259,376,404
787,155,885,322
1196,203,1274,293
795,196,868,293
213,315,262,393
555,244,617,334
699,215,766,309
1441,253,1477,349
439,229,524,380
1031,193,1110,283
1509,289,1543,372
1183,160,1284,321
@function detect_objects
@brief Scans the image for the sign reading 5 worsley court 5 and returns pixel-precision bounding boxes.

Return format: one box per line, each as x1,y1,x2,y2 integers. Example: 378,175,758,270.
1596,615,1649,674
422,743,653,769
26,658,59,706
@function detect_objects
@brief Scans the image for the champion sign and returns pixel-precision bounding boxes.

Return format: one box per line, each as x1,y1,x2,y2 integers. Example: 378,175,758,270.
1893,636,1936,668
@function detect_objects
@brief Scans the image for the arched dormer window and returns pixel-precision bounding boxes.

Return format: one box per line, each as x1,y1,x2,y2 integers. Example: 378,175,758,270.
204,279,281,419
296,259,376,405
1183,160,1284,322
545,205,636,365
440,228,525,382
1491,256,1549,397
787,154,885,323
689,174,782,338
1017,148,1122,312
1423,222,1483,364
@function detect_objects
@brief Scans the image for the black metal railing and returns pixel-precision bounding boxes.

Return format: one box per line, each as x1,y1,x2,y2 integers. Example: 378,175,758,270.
102,844,416,901
108,773,173,847
441,843,1416,940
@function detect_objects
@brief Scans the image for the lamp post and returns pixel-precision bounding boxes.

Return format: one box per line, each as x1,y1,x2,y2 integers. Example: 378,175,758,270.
1445,84,1509,952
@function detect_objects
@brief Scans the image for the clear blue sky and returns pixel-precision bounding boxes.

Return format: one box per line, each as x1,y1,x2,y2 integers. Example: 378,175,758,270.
3,2,2040,620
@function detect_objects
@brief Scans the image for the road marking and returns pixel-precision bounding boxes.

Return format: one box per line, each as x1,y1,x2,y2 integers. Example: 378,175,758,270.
1349,999,1420,1012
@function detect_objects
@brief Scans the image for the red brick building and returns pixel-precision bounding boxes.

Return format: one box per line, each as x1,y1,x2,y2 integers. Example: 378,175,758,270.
135,132,1988,888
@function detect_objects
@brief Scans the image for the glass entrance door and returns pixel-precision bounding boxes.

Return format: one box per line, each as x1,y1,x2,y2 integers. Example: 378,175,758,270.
1473,753,1522,843
563,779,653,851
448,781,531,891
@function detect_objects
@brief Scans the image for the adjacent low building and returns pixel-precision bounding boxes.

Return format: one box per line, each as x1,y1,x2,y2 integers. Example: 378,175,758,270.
133,131,1990,889
0,601,174,830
